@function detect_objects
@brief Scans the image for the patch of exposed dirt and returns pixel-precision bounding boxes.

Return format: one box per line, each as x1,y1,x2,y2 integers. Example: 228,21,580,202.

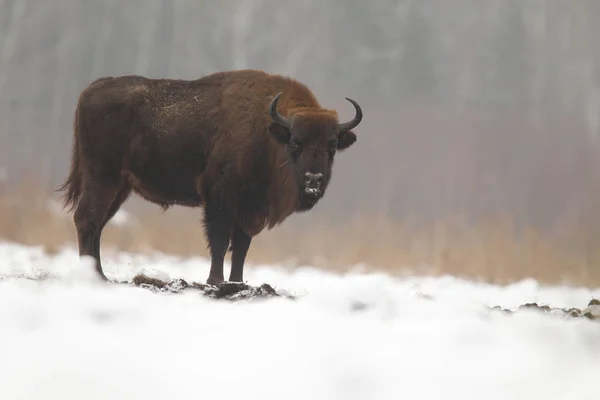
124,273,296,302
101,274,600,319
488,298,600,321
406,292,600,322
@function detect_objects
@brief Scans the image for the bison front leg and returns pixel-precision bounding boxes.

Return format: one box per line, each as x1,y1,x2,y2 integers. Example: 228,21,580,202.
229,225,252,282
203,202,234,286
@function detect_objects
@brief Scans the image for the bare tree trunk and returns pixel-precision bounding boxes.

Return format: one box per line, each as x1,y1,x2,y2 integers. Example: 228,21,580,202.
0,0,26,183
134,0,161,76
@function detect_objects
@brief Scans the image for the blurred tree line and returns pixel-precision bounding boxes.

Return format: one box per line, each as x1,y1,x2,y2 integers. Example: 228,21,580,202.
1,0,600,235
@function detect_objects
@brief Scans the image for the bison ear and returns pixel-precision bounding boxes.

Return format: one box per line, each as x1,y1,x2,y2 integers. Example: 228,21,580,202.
268,122,291,144
337,130,357,150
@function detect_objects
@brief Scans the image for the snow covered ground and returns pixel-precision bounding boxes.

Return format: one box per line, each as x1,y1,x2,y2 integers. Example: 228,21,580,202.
1,241,600,400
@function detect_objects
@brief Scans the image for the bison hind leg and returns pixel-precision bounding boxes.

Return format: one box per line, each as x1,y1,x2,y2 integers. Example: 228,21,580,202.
106,183,132,222
73,178,131,281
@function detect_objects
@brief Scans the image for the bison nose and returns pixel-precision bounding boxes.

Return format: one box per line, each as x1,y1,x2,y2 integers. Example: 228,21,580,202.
305,172,323,183
304,172,323,196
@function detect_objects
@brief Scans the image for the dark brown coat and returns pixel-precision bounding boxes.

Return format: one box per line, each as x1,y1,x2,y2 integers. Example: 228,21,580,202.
57,69,362,284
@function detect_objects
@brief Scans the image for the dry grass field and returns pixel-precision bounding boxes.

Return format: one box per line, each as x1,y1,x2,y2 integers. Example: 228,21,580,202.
2,177,599,288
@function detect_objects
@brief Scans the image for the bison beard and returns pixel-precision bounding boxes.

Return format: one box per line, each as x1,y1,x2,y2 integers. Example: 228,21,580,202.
57,69,362,285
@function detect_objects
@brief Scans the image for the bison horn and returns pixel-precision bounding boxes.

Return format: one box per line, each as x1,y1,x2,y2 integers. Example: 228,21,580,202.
338,97,363,132
269,92,292,129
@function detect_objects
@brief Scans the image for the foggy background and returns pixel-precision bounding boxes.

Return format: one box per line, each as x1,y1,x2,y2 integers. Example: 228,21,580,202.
2,0,600,276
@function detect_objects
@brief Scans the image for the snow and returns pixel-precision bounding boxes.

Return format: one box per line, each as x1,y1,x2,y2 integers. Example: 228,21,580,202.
1,241,600,400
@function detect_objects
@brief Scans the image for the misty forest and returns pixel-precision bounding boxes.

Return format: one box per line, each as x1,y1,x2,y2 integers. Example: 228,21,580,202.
2,0,600,284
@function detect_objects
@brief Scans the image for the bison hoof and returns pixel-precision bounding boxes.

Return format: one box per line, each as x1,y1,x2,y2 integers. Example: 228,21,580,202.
206,276,224,286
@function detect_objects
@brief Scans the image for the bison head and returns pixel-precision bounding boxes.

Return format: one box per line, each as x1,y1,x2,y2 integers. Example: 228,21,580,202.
268,92,362,209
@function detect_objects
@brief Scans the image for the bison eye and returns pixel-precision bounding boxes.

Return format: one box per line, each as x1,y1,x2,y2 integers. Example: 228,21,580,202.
290,138,302,158
328,139,338,155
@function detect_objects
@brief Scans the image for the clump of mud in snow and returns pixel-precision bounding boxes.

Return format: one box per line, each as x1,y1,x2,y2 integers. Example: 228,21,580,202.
489,298,600,321
127,273,295,302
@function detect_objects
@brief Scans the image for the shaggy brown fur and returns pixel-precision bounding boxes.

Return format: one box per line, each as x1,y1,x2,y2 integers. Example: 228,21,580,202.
57,69,363,284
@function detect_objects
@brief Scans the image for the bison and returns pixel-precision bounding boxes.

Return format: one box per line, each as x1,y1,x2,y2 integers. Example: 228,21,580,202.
57,69,363,285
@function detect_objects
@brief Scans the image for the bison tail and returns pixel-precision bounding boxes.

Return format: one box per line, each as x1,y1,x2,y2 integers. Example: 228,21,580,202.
56,107,83,213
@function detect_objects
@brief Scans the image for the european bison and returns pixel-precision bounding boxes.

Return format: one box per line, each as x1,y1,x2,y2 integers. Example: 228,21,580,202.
57,69,363,285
